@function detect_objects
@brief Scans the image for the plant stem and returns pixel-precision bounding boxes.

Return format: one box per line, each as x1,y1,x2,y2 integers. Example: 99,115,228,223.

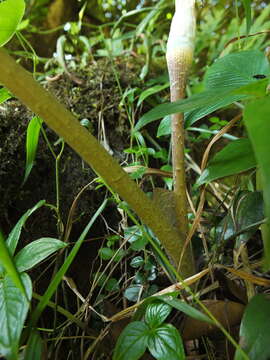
166,0,196,264
0,47,188,271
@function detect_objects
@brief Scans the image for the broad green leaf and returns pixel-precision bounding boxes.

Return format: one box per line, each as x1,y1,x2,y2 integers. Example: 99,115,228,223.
234,294,270,360
28,199,107,328
157,296,214,325
0,87,12,104
197,138,256,185
145,301,172,328
148,324,185,360
14,238,66,272
23,329,43,360
0,273,32,360
0,231,27,297
0,0,25,47
244,97,270,268
137,83,169,107
205,50,270,91
135,51,269,132
23,116,43,186
241,0,252,35
6,200,45,255
113,321,149,360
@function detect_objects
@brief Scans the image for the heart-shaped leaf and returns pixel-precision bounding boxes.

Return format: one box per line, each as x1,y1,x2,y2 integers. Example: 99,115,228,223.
113,321,149,360
148,324,185,360
145,301,172,328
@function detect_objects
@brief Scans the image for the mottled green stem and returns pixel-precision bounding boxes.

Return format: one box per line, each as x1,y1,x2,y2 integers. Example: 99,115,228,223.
166,0,196,268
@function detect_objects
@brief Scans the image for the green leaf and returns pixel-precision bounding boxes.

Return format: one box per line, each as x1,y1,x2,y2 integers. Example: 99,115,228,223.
0,273,32,360
124,285,142,302
134,89,235,133
105,278,119,292
99,247,114,260
234,294,270,360
157,115,171,137
130,256,144,268
135,50,270,132
145,301,172,329
24,329,43,360
244,97,270,268
216,191,264,246
0,231,28,298
0,0,25,47
113,321,149,360
241,0,252,35
14,238,66,272
197,138,256,185
148,324,185,360
23,116,43,186
157,296,214,325
125,226,148,251
137,83,169,107
0,87,12,104
205,50,270,91
6,200,45,255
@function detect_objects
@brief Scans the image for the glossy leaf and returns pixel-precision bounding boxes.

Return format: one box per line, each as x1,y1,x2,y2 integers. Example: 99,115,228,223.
197,138,256,185
14,238,66,272
0,0,25,47
157,296,214,325
0,273,32,360
244,97,270,268
113,321,149,360
6,200,45,255
148,324,185,360
234,294,270,360
0,231,27,297
130,256,144,268
23,116,43,186
145,301,172,328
